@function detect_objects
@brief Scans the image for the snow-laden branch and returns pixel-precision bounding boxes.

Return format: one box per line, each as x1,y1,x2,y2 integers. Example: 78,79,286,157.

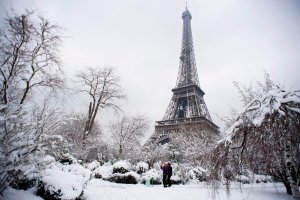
221,88,300,144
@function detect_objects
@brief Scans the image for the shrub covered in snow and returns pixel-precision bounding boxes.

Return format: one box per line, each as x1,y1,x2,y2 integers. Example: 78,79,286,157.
9,170,37,190
59,153,78,165
141,168,162,185
235,175,250,184
104,171,140,184
170,175,182,184
170,169,183,184
236,171,272,184
253,174,272,183
135,161,149,174
188,167,207,182
112,160,131,174
85,160,101,171
10,155,56,190
37,162,91,200
93,164,113,179
167,163,186,184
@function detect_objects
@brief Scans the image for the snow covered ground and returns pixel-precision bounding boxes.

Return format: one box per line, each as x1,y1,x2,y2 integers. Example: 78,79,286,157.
0,187,43,200
1,180,292,200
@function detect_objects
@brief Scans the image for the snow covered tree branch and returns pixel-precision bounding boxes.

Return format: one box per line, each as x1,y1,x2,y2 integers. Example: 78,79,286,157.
0,11,64,106
208,75,300,199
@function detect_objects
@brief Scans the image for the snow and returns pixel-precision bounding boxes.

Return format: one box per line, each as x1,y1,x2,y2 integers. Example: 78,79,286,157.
39,163,91,199
288,107,300,113
170,174,181,182
188,166,207,182
41,168,83,199
113,160,131,171
42,155,56,163
0,179,293,200
136,161,149,171
109,171,140,182
61,153,78,164
48,134,63,141
85,160,101,171
18,163,38,180
222,88,300,142
82,179,292,200
0,187,43,200
141,168,162,183
94,165,113,179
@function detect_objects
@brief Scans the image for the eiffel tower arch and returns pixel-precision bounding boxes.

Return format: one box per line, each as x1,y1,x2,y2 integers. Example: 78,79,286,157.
145,7,219,148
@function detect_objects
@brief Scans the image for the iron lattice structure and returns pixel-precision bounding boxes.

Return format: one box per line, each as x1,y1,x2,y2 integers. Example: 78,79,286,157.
145,8,219,147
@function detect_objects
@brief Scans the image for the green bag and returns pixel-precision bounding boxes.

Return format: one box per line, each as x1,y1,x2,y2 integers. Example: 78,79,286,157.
145,178,150,187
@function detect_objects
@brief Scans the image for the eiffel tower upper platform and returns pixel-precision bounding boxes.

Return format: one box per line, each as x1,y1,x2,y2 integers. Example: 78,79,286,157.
145,7,219,147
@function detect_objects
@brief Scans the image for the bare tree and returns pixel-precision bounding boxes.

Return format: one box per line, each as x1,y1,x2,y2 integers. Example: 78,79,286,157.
0,10,64,106
75,67,125,144
110,115,148,159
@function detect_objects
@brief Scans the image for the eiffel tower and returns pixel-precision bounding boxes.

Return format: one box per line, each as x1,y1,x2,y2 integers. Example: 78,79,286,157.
145,7,219,147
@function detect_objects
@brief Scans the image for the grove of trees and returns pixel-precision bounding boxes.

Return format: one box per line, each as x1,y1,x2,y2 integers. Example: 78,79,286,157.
0,10,149,194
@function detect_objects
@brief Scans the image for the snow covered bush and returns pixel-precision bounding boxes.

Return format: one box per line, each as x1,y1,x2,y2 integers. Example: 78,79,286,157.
37,162,91,200
104,171,140,184
169,163,184,185
188,167,207,182
235,175,250,184
93,161,139,184
135,161,149,174
112,160,131,174
8,155,56,190
93,163,113,179
85,160,101,171
8,170,37,191
141,168,162,184
170,175,182,184
234,172,272,184
253,174,272,183
0,101,65,193
59,153,78,165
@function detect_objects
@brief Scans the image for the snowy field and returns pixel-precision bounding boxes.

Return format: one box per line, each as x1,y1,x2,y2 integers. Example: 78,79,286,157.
1,180,292,200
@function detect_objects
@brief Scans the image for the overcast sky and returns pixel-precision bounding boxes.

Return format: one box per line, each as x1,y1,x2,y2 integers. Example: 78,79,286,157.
1,0,300,141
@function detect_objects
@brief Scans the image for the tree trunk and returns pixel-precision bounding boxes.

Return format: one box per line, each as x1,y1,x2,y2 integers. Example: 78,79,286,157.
82,102,92,148
282,180,293,195
285,129,300,199
118,144,123,159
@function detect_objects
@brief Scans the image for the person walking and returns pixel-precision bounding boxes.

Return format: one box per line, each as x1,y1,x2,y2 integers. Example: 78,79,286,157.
161,162,169,187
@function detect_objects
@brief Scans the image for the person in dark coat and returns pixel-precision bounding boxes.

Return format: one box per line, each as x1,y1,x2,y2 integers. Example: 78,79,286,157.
167,162,172,187
161,162,169,187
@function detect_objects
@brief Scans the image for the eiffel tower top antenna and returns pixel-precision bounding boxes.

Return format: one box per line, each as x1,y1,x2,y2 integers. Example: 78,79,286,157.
186,2,188,11
175,3,200,88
